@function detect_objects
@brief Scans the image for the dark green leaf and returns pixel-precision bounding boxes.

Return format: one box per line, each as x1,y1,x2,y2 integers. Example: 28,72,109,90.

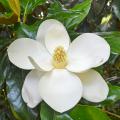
69,105,111,120
40,102,54,120
102,84,120,106
15,21,42,39
47,0,92,30
6,63,37,120
98,32,120,54
21,0,46,14
40,103,111,120
55,114,73,120
0,111,14,120
21,0,46,22
0,37,38,119
0,53,7,87
0,38,12,87
0,44,38,120
0,0,10,10
40,102,73,120
112,0,120,20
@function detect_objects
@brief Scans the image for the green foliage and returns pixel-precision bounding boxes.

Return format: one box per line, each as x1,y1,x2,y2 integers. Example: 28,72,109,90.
0,0,19,24
0,0,10,10
21,0,46,23
0,12,18,24
40,102,55,120
15,21,42,39
6,65,37,120
0,50,38,120
21,0,46,14
102,84,120,106
40,102,74,120
40,102,112,120
0,38,13,87
112,0,120,20
47,0,92,30
98,32,120,54
8,0,21,21
69,105,111,120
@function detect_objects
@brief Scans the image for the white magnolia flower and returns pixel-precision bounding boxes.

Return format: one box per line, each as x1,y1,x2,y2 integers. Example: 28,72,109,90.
7,19,110,113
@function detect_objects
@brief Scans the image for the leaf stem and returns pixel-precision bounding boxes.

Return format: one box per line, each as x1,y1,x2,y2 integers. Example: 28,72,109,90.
23,2,29,23
103,109,120,119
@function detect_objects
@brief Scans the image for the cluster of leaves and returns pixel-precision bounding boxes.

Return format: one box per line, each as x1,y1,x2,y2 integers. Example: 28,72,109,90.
0,0,120,120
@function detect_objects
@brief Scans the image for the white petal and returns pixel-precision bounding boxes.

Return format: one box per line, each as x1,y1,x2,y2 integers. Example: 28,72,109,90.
36,19,61,44
28,42,53,71
77,69,109,103
39,69,82,113
22,70,43,108
36,19,70,54
7,38,53,71
66,33,110,73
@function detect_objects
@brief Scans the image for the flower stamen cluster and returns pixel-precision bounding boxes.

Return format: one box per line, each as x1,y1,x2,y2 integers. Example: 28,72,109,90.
52,46,67,69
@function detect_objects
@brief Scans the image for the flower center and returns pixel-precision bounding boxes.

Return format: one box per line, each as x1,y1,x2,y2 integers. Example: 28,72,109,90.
52,46,67,69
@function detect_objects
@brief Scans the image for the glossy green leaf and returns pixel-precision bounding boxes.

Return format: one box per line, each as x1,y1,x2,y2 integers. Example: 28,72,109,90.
21,0,46,23
101,84,120,106
0,36,38,119
0,53,7,87
15,21,41,39
6,64,37,120
0,46,38,120
40,102,73,120
69,105,111,120
55,114,73,120
40,102,54,120
4,61,36,120
21,0,46,14
47,0,92,30
40,102,111,120
0,111,14,120
0,0,10,10
112,0,120,20
0,38,13,87
98,32,120,54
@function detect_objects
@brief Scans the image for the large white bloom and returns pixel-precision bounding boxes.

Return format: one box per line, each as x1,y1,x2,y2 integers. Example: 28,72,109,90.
7,19,110,113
